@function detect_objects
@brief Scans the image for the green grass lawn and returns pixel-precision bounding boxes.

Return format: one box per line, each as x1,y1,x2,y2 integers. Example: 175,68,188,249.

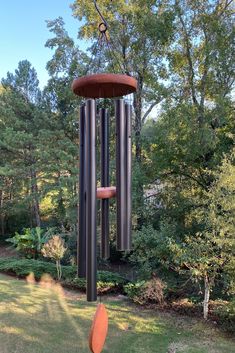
0,273,234,353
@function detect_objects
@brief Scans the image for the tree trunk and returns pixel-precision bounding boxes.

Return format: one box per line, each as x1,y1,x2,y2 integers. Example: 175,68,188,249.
0,190,5,236
30,168,41,228
133,75,145,228
56,260,62,280
203,274,210,320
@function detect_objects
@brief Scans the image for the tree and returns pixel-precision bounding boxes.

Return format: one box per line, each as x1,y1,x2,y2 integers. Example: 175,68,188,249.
0,61,43,228
131,149,235,320
178,150,235,319
130,0,234,319
44,17,88,228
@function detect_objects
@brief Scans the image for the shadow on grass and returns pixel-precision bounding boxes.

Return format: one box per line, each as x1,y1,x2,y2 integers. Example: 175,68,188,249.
0,273,234,353
0,274,90,353
0,273,171,353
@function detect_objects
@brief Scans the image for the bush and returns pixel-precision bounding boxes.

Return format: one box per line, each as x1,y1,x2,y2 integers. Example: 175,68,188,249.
0,257,75,280
125,277,166,305
129,223,179,278
214,299,235,333
124,280,146,301
64,271,128,294
6,227,54,258
129,225,160,278
0,258,128,294
97,270,127,285
63,277,86,291
42,235,67,280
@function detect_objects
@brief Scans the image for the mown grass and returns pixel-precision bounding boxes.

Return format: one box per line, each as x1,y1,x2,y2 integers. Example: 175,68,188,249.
0,273,234,353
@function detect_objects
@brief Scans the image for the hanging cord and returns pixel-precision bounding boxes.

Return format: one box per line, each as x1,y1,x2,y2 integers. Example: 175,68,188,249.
105,34,126,74
84,35,101,75
86,0,126,74
93,0,109,31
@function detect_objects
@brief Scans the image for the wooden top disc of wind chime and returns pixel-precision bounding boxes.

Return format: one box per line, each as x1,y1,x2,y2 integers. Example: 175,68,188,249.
72,73,137,98
89,304,109,353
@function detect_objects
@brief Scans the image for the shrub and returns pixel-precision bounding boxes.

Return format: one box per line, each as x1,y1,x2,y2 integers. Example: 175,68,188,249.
97,271,127,285
7,227,53,258
125,277,166,305
42,235,67,280
0,258,128,294
214,299,235,333
63,277,86,291
0,257,75,280
64,271,128,294
124,280,146,301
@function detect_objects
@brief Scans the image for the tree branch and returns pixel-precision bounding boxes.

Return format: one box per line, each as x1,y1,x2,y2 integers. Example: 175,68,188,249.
176,3,199,108
217,0,234,18
142,101,159,123
150,169,209,191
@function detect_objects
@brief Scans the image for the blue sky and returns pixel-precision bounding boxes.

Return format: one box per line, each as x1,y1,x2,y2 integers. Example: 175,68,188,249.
0,0,88,88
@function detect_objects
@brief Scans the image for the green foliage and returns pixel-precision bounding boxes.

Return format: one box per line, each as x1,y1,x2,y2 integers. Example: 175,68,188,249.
0,257,75,280
7,227,50,258
64,277,86,290
0,1,234,323
215,299,235,333
124,280,146,301
168,150,235,293
129,223,182,277
0,258,128,293
0,58,80,234
125,277,165,305
65,270,128,294
129,225,160,277
97,270,127,285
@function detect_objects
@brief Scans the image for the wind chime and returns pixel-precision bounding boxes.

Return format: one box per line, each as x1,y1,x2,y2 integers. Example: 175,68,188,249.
72,1,137,304
72,2,137,352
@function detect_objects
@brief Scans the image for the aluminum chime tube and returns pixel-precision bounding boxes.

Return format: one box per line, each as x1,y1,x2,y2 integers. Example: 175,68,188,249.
86,99,97,302
100,108,110,259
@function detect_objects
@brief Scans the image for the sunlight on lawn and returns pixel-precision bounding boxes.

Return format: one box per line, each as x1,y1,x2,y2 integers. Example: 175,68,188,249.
0,273,234,353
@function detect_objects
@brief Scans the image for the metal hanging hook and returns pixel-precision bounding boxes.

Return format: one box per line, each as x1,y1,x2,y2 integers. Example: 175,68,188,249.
93,0,110,33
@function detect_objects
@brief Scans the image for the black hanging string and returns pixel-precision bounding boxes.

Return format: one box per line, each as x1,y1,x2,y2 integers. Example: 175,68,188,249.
105,34,126,74
84,0,126,75
93,0,109,30
84,40,98,75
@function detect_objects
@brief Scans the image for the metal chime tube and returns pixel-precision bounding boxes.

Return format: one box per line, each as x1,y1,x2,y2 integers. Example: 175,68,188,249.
78,105,86,278
115,99,127,251
100,108,110,259
125,103,132,250
86,99,97,302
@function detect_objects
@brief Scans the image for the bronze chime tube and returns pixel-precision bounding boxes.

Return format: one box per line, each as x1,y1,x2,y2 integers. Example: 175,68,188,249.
78,105,86,278
115,99,127,251
100,108,110,259
86,99,97,302
125,103,132,250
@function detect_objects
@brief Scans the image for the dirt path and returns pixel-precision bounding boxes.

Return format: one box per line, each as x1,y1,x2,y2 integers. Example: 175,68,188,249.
0,245,17,258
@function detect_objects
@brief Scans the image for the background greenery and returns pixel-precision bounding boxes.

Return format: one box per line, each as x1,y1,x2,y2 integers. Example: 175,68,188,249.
0,0,234,326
